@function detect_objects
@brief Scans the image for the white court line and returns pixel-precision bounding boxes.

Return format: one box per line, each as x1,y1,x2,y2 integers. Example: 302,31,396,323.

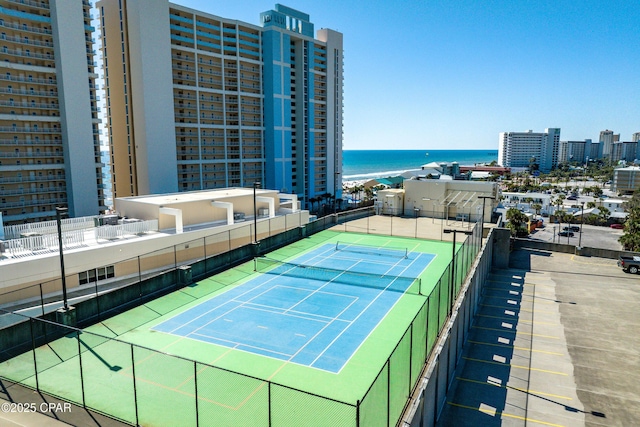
311,252,426,370
190,332,294,358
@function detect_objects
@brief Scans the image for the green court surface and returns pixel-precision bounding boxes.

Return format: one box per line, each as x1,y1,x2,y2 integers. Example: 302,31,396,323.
0,229,468,427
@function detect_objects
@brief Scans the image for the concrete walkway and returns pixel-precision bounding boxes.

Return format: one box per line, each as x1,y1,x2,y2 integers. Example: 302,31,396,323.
437,248,640,426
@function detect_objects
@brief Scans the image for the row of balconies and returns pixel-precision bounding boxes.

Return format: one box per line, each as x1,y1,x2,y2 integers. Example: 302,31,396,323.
0,138,61,146
0,126,60,133
1,197,68,209
0,185,66,196
0,87,57,97
0,151,63,158
1,46,55,62
0,18,51,35
0,100,59,110
0,33,53,49
0,174,64,184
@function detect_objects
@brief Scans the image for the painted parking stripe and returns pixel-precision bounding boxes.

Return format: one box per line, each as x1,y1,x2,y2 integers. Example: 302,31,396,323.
456,377,573,400
446,402,566,427
463,356,568,376
468,339,564,356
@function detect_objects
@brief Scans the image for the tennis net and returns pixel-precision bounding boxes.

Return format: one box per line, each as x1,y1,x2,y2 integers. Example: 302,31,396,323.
334,242,409,259
254,257,421,295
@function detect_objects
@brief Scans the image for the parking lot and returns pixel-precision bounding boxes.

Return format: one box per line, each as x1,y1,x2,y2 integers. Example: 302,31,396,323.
528,222,624,250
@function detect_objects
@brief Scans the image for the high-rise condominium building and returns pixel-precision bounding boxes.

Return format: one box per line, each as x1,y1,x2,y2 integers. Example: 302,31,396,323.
558,139,591,164
97,0,343,208
599,129,619,158
498,128,560,172
0,0,105,225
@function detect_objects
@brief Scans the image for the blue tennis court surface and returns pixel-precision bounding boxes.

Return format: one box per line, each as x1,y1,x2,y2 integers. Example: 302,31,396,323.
153,243,435,373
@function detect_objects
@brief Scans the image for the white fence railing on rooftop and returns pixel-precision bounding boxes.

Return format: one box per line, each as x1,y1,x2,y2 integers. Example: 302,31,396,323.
3,229,86,257
94,220,158,241
3,215,99,240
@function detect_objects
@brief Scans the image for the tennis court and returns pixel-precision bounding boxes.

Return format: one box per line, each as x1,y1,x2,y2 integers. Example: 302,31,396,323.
153,242,434,373
0,228,477,426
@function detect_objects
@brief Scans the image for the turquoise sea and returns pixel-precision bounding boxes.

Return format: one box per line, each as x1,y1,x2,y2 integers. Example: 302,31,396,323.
342,149,498,181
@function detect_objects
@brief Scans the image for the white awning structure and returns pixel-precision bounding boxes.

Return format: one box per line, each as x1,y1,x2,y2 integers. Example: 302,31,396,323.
211,201,234,224
159,207,183,233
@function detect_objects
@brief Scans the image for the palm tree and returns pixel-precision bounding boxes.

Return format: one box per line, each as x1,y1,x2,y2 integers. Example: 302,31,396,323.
531,203,542,219
506,208,529,237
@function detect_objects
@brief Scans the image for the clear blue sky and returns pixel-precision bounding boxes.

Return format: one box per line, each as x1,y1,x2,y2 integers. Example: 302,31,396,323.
173,0,640,150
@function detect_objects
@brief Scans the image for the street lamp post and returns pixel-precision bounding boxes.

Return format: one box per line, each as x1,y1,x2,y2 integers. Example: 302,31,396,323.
478,195,496,225
56,207,69,311
443,228,473,316
334,172,340,215
578,202,584,247
253,182,260,244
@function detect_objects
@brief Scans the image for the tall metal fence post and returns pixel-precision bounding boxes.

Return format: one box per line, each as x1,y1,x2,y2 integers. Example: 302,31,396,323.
30,317,39,391
268,382,272,427
194,361,199,427
39,283,45,317
77,331,86,407
131,345,139,426
174,245,177,269
409,323,413,395
387,358,391,427
356,399,360,427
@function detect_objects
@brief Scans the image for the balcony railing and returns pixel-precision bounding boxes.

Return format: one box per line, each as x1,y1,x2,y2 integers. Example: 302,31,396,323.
0,87,57,97
0,151,63,158
1,47,55,61
0,20,51,35
0,139,61,146
0,175,65,184
0,126,60,134
7,0,50,10
0,100,58,109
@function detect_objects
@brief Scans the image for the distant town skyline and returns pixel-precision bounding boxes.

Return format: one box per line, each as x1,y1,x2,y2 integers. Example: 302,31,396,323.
174,0,640,150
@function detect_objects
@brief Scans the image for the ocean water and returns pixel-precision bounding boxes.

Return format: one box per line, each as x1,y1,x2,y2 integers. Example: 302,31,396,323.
342,149,499,180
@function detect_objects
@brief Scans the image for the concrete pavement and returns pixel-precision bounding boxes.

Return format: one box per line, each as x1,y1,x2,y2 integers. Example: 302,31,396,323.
437,248,640,426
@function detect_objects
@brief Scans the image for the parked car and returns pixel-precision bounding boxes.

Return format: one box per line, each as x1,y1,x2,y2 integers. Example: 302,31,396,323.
567,195,577,200
558,230,575,237
563,226,580,232
610,223,624,229
618,255,640,274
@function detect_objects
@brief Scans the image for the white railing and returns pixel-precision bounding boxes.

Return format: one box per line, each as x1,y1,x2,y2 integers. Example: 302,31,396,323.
94,220,158,241
3,229,85,257
3,216,99,240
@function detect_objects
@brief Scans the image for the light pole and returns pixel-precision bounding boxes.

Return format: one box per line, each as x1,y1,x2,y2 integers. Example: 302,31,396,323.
334,172,340,214
443,228,473,316
253,181,260,244
578,202,584,248
56,207,69,311
414,207,420,238
478,195,495,225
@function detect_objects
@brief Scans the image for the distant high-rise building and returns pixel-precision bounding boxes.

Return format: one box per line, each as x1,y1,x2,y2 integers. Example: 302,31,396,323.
97,0,343,209
498,128,560,172
558,139,591,164
0,0,105,225
600,129,616,158
632,132,640,143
